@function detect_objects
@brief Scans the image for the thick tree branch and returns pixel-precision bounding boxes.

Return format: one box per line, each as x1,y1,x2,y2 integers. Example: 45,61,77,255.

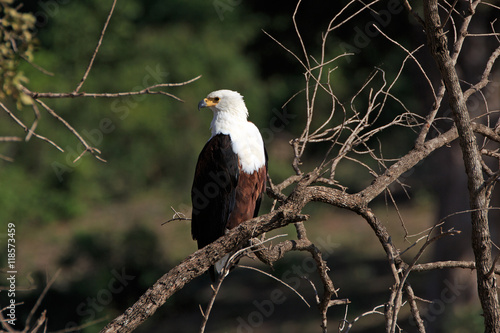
423,0,500,330
100,209,308,333
412,260,500,274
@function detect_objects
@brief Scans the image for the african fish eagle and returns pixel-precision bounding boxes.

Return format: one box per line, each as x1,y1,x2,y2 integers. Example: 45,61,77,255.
191,89,267,281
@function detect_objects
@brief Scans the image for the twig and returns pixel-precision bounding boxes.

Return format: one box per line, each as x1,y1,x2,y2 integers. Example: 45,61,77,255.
238,265,310,307
23,269,61,333
390,226,460,332
49,317,109,333
372,25,436,109
482,2,500,10
292,0,310,69
385,187,409,240
35,99,106,162
199,274,225,333
329,0,381,31
463,45,500,100
26,103,40,142
441,0,459,28
405,284,426,333
0,154,14,162
20,55,54,77
0,101,64,152
0,136,22,142
486,253,500,279
402,0,425,26
161,206,191,225
29,310,47,333
74,0,117,93
0,304,18,333
22,76,202,102
198,233,293,333
341,304,386,332
411,260,500,274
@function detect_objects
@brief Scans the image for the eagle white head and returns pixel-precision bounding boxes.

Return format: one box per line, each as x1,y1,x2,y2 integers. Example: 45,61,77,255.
197,89,265,174
198,89,249,120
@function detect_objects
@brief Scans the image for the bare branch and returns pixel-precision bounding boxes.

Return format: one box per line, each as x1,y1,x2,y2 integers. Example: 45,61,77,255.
161,207,191,225
23,269,61,333
411,260,500,275
49,317,109,333
0,101,64,152
402,0,425,26
35,100,105,162
423,0,500,328
74,0,117,93
199,274,225,333
463,45,500,99
238,265,310,307
100,210,309,333
0,136,23,142
405,284,426,333
341,304,386,333
21,76,202,102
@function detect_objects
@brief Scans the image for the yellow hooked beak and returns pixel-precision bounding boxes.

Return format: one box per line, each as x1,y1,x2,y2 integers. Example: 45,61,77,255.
198,97,220,110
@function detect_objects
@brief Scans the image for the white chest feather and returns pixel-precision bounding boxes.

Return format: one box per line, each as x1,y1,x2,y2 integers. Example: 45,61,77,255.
211,115,265,174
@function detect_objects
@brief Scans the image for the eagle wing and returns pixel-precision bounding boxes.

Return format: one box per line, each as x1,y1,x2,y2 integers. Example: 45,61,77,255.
191,134,239,249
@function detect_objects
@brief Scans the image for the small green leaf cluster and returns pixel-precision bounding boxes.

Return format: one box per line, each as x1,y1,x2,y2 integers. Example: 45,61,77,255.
0,0,36,108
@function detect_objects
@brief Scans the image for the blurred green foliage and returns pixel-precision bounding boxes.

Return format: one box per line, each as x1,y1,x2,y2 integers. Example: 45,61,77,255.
1,0,274,225
0,0,427,225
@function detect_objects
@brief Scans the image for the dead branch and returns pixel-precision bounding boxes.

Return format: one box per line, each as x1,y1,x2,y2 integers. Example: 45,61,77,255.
74,0,117,93
20,77,202,101
100,210,308,333
411,260,500,275
389,226,461,332
341,304,386,333
463,45,500,100
423,0,500,330
199,273,225,333
405,284,426,333
238,265,310,307
22,269,61,333
0,101,64,152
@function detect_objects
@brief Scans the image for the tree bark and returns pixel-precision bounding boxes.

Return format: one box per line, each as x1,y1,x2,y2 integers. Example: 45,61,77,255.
99,209,308,333
423,1,500,331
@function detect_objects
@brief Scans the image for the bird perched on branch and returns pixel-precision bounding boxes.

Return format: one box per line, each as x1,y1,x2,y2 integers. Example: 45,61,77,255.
191,90,267,281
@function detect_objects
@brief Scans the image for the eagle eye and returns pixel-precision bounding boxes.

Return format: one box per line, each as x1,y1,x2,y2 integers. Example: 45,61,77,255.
214,97,220,102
